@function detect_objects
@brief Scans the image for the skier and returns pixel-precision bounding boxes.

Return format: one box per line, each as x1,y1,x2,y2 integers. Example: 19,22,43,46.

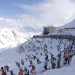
15,61,18,66
5,65,9,72
24,68,29,75
18,68,25,75
31,65,36,75
21,59,24,65
29,60,33,67
33,56,36,60
51,57,56,69
57,54,61,68
44,59,48,70
44,53,48,70
21,70,25,75
68,51,73,64
10,70,14,75
50,53,54,60
64,52,69,65
45,53,48,60
37,58,41,64
2,67,7,75
18,63,20,68
69,51,73,59
18,68,22,75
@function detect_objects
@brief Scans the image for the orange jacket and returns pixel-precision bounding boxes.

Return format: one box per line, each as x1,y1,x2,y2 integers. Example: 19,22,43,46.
64,53,69,58
21,70,24,75
18,70,25,75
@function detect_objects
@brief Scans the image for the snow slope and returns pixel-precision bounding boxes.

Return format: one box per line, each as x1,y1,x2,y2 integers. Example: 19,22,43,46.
43,56,75,75
0,37,75,75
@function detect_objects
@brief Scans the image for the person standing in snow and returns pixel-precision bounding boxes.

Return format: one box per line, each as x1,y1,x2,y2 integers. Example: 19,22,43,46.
44,59,48,70
1,67,7,75
29,60,33,67
18,68,25,75
45,53,48,60
18,68,22,75
18,63,20,68
37,58,41,64
64,52,69,65
51,57,56,69
50,53,54,60
24,68,29,75
31,65,36,75
5,65,9,72
21,70,25,75
21,59,24,65
44,54,48,70
15,61,19,66
68,51,73,64
10,70,14,75
57,54,61,68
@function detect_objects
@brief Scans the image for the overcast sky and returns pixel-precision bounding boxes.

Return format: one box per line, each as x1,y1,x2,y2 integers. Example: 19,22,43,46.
0,0,75,30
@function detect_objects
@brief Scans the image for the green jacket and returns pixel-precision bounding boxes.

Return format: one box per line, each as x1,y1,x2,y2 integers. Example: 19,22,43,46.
58,56,61,63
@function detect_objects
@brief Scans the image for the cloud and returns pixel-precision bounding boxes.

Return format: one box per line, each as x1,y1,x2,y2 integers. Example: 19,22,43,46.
19,0,75,26
0,15,43,33
0,0,75,34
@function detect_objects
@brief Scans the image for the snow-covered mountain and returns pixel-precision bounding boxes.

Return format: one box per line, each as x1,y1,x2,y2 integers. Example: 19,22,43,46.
57,19,75,29
0,17,42,49
0,28,33,49
62,19,75,28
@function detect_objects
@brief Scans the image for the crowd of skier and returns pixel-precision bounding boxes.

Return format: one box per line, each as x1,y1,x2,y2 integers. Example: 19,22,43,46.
33,34,75,40
44,46,74,70
0,35,75,75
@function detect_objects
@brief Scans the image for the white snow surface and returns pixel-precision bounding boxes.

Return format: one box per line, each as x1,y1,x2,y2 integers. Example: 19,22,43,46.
0,37,75,75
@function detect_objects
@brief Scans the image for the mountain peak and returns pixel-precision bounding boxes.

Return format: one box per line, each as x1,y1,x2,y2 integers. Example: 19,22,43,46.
58,19,75,29
64,19,75,28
